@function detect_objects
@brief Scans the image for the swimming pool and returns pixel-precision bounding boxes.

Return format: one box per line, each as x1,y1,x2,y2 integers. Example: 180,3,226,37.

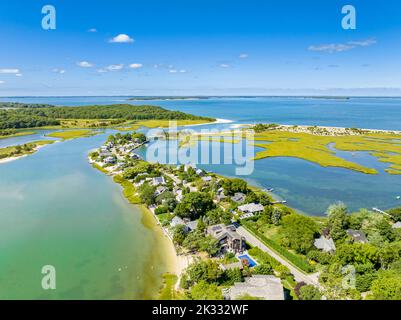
238,254,257,268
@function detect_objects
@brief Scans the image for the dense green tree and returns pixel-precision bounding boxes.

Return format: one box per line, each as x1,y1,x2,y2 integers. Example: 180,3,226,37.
155,191,177,210
186,260,222,285
188,281,223,300
123,161,152,179
369,270,401,300
356,273,377,293
281,214,319,254
326,202,349,241
138,183,156,205
334,243,379,266
0,104,213,129
253,264,273,275
204,208,231,225
220,268,243,286
222,178,248,195
245,191,259,204
387,207,401,222
173,225,188,245
174,192,215,219
299,285,322,300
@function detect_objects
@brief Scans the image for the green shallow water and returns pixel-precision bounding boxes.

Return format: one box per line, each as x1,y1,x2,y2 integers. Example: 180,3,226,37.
0,133,175,299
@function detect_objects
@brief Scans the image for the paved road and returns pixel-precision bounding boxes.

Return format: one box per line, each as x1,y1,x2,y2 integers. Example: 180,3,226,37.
237,226,321,287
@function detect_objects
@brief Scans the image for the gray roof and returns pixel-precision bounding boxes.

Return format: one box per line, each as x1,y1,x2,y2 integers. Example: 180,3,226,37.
171,216,185,227
185,220,198,231
392,222,401,229
314,235,336,252
207,224,242,242
228,275,284,300
346,229,368,243
238,203,264,213
231,192,246,203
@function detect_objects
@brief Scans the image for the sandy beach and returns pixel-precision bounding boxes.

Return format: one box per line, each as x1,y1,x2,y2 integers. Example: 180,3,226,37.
0,144,50,165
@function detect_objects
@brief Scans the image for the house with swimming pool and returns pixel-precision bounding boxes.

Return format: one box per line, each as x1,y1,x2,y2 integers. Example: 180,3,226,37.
206,224,246,254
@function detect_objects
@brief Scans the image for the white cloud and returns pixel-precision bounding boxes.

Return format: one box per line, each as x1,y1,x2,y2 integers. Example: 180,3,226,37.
239,53,249,59
106,64,124,71
0,80,5,84
219,64,230,68
77,61,94,68
179,69,187,73
169,69,178,73
88,28,97,33
0,68,20,74
15,73,23,77
129,63,143,69
52,68,65,74
97,69,108,73
348,39,377,47
308,38,377,53
109,34,134,43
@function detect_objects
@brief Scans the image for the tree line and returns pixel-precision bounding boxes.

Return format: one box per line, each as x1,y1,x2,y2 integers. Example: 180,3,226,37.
0,104,214,129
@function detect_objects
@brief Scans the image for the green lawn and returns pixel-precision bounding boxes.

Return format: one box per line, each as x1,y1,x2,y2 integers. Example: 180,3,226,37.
243,222,315,273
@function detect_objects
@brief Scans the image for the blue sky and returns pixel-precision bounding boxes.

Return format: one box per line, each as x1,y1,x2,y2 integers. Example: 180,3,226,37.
1,0,401,96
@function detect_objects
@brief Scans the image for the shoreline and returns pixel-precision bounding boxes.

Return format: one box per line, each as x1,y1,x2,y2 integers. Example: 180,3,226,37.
239,123,401,135
0,144,50,165
89,157,191,295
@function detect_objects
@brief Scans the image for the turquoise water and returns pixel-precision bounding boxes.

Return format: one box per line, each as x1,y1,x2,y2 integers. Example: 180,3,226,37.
0,131,174,299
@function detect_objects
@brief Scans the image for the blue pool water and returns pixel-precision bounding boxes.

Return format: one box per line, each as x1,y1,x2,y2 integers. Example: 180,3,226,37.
238,254,257,268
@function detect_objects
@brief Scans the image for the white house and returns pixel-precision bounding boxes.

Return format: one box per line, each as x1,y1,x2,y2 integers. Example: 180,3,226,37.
314,235,336,253
238,203,264,214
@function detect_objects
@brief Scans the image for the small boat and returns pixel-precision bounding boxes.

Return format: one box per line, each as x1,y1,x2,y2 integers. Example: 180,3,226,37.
397,196,401,200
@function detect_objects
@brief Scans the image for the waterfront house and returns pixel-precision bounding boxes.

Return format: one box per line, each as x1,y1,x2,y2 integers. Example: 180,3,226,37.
202,176,213,183
226,275,285,300
231,192,246,203
207,224,245,254
314,235,336,253
392,222,401,229
170,216,186,228
238,203,264,214
196,168,205,176
152,176,166,186
104,156,116,164
346,229,368,243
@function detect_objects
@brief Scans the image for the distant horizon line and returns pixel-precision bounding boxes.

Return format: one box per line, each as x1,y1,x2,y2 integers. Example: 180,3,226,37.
2,95,401,99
